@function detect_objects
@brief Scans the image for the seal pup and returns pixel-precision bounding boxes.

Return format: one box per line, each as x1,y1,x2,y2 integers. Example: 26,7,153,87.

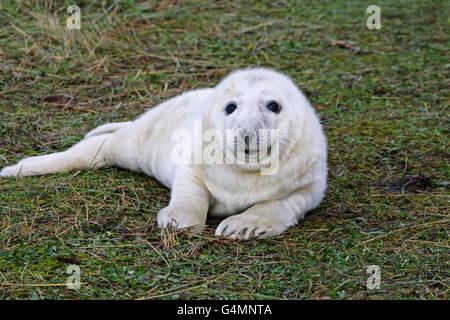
0,68,327,239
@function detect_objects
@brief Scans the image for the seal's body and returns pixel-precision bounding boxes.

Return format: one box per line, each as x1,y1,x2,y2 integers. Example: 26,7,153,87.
1,68,327,239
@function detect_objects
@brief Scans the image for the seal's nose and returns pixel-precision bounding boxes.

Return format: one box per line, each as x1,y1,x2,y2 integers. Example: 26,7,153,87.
238,129,259,149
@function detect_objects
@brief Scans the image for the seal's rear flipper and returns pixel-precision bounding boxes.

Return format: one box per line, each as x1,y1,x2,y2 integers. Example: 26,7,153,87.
84,121,131,139
0,134,112,177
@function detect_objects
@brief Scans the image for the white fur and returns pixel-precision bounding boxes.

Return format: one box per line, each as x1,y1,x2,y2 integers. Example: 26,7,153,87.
0,68,327,239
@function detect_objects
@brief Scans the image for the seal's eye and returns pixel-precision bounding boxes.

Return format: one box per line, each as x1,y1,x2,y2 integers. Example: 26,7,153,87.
225,101,237,115
266,100,281,114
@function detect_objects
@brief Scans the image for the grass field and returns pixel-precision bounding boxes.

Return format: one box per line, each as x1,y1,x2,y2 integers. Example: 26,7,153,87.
0,0,448,299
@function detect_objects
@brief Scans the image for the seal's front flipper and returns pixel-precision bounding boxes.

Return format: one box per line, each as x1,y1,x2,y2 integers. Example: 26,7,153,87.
156,166,210,231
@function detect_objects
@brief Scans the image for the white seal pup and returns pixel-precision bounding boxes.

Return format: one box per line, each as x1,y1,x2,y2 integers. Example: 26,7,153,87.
0,68,327,239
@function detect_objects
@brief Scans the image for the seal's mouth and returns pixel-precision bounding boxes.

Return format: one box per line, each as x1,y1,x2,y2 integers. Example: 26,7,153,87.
244,145,271,153
228,130,275,162
242,145,272,159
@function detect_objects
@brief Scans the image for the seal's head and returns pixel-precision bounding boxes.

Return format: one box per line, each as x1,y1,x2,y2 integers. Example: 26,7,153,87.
206,68,310,171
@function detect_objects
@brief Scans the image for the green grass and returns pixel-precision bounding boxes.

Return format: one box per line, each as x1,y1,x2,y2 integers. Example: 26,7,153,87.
0,0,448,299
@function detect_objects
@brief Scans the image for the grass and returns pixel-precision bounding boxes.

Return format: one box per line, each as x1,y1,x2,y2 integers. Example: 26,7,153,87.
0,0,448,300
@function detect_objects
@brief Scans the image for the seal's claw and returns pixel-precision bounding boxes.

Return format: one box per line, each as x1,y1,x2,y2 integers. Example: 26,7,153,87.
157,206,206,233
215,213,284,240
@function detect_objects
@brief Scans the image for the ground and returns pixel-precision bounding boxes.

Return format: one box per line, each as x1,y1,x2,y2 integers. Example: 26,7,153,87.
0,0,448,299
